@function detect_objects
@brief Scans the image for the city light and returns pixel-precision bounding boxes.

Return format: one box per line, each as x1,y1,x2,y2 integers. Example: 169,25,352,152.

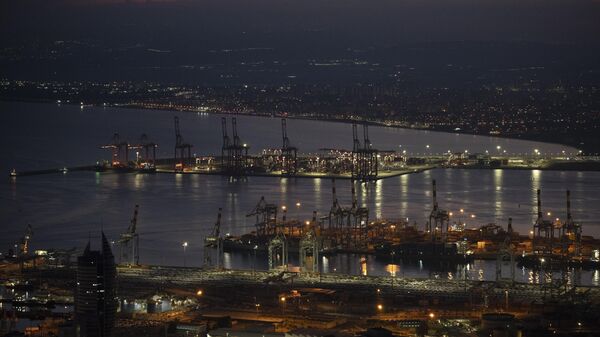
6,4,599,336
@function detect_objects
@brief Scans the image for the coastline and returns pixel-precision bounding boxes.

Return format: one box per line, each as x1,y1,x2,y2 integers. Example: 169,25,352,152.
0,98,584,155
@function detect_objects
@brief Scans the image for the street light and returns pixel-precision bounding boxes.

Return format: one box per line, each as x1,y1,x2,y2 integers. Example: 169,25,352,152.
280,296,287,315
182,241,188,267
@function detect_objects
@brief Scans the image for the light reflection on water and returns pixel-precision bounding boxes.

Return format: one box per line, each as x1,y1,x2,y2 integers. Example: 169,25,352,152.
1,102,600,285
4,169,600,252
209,249,600,286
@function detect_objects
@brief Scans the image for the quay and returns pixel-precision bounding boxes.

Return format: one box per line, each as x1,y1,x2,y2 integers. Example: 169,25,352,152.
9,155,600,180
116,265,600,302
8,116,600,181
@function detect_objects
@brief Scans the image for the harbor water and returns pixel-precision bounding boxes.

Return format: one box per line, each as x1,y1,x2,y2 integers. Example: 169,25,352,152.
1,101,599,285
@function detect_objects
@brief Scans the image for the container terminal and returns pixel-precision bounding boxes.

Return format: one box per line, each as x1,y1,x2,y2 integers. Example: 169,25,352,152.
5,117,600,336
3,175,600,336
8,116,600,180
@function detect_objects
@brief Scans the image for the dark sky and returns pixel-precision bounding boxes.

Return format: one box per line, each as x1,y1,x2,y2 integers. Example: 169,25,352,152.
1,0,599,84
2,0,600,46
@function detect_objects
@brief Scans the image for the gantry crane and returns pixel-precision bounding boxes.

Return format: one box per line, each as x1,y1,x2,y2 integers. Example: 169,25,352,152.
119,204,140,266
560,190,582,257
281,118,298,176
19,224,33,256
221,117,248,177
427,179,450,242
101,133,130,168
204,208,224,269
351,123,378,182
134,134,158,171
247,196,278,237
532,189,555,254
348,180,369,249
174,116,193,172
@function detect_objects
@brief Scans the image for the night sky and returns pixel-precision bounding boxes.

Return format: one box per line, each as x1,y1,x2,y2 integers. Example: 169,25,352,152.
2,0,600,45
1,0,600,84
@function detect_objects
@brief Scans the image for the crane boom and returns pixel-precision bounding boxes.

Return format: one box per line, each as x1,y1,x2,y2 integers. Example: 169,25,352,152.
128,204,139,234
213,208,222,238
282,118,289,148
363,124,371,150
174,116,182,146
232,117,240,146
352,123,361,152
221,117,230,147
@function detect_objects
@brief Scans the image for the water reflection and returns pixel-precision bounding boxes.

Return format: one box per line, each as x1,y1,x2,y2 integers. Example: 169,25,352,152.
361,256,368,276
4,168,600,285
223,252,233,269
494,169,503,220
313,178,322,207
374,180,383,219
399,174,409,218
174,173,183,189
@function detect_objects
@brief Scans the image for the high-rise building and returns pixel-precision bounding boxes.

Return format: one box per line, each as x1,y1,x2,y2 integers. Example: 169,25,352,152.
75,232,117,337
